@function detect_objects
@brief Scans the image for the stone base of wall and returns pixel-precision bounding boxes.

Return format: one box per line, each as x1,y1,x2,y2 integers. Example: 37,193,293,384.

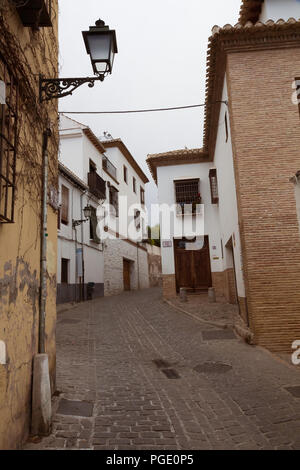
212,270,237,304
226,268,238,304
212,272,226,297
238,297,249,325
162,274,177,299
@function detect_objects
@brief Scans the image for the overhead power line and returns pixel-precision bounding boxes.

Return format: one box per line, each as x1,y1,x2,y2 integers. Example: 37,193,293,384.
59,101,227,115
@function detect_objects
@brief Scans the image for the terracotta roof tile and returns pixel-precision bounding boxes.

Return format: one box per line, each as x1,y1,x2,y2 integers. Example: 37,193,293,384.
147,148,208,183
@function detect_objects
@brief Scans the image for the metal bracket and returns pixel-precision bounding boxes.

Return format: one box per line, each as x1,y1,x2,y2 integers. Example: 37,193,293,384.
39,75,104,102
72,218,88,228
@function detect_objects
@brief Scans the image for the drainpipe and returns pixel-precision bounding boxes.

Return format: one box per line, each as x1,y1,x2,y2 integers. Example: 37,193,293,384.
39,127,51,354
80,190,87,300
31,127,52,437
137,242,140,290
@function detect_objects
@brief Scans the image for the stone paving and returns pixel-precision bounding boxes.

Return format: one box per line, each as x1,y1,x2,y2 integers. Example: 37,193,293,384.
24,288,300,450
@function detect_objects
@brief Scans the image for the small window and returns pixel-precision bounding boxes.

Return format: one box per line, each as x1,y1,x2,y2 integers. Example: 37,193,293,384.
140,187,145,205
209,169,219,204
89,159,96,173
61,185,69,225
124,165,128,184
61,258,69,284
295,77,300,111
133,177,136,193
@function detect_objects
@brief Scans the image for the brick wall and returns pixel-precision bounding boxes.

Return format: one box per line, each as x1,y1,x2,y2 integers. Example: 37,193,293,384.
227,46,300,352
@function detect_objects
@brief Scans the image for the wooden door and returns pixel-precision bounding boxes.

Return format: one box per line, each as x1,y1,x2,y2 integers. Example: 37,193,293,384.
123,259,131,291
174,236,212,292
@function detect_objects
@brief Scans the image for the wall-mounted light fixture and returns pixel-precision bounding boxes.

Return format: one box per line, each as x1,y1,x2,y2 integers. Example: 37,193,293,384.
39,19,118,102
72,204,93,228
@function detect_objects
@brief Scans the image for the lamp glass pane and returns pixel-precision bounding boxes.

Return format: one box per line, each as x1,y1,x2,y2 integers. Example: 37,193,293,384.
87,34,111,61
96,62,108,73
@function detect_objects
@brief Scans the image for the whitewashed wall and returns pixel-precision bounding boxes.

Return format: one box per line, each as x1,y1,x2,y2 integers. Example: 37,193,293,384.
213,75,245,298
156,162,222,277
57,174,104,288
259,0,300,22
103,145,147,240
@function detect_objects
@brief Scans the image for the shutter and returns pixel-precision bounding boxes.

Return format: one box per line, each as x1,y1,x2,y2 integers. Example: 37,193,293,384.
61,185,69,224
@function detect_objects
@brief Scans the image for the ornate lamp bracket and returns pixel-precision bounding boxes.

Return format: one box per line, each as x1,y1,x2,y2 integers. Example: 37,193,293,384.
39,75,105,102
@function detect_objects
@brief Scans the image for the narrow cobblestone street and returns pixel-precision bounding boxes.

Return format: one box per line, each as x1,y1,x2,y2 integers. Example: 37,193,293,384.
25,288,300,450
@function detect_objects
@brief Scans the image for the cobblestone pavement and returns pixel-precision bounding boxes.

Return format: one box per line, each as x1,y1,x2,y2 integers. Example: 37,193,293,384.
24,288,300,450
167,292,238,328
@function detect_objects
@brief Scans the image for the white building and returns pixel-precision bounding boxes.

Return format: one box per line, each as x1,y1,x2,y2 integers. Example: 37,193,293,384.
100,136,150,295
58,115,150,302
147,78,246,321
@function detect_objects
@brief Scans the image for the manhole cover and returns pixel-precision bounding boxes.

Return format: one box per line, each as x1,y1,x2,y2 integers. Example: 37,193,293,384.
162,368,180,379
59,319,81,325
202,329,236,341
194,362,232,374
153,359,171,369
57,399,94,417
285,386,300,398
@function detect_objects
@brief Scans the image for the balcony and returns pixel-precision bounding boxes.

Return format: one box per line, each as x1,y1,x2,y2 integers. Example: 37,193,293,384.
102,155,117,181
13,0,52,28
176,199,203,216
88,172,106,200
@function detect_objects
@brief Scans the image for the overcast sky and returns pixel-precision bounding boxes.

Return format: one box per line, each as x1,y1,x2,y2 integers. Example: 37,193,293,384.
58,0,241,225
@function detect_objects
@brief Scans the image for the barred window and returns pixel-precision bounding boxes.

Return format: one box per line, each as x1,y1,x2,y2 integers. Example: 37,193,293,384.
175,179,199,204
0,57,18,223
174,179,201,215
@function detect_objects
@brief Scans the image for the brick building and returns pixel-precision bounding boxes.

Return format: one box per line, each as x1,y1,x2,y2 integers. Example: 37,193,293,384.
147,0,300,353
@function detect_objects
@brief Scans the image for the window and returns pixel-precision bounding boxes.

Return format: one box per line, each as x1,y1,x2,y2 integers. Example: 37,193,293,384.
133,177,136,193
140,187,145,205
14,0,52,28
174,179,200,215
102,155,117,180
0,57,18,224
61,185,69,225
109,184,119,217
89,206,100,243
124,165,128,183
225,112,229,143
61,258,69,284
89,159,96,173
209,169,219,204
295,77,300,111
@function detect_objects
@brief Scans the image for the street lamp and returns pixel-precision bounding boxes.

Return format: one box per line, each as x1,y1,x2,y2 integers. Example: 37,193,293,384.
82,19,117,75
39,19,118,102
72,205,93,228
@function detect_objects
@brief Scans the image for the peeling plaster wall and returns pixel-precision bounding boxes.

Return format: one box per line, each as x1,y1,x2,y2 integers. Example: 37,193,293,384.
0,2,58,450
